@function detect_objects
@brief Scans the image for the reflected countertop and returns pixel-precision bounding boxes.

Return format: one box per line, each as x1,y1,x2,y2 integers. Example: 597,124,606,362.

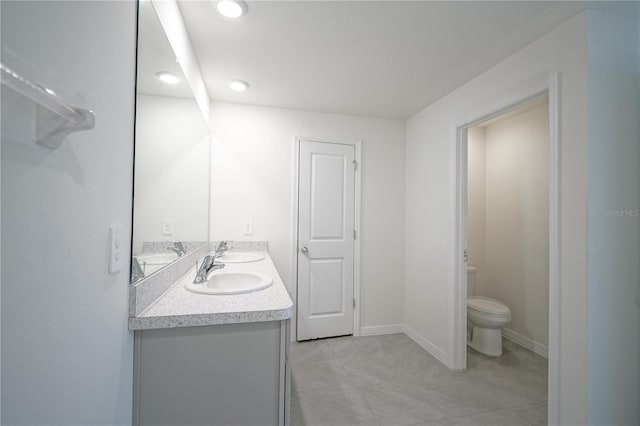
128,251,293,331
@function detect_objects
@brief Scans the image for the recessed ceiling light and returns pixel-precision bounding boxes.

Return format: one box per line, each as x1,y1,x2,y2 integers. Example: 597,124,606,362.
229,79,249,92
155,71,180,85
217,0,247,18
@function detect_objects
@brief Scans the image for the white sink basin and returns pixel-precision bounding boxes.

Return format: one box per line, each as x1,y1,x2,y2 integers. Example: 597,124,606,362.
217,252,265,263
185,272,273,295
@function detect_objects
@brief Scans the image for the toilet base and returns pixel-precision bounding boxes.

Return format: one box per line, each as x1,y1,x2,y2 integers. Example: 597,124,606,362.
468,326,503,356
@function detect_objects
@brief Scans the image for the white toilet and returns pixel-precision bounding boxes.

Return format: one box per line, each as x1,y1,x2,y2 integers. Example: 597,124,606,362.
467,265,512,356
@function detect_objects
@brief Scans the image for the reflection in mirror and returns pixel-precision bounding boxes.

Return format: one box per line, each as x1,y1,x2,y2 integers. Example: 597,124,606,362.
132,1,210,283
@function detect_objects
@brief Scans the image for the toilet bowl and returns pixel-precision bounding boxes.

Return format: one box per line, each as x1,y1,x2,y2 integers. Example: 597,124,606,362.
467,296,512,356
466,265,511,356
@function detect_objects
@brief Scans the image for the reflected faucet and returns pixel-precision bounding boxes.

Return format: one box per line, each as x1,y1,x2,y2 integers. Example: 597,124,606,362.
131,257,145,283
166,241,187,257
193,255,225,284
213,241,229,258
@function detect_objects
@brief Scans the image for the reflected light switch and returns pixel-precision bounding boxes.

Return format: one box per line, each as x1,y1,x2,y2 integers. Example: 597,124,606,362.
242,219,253,236
161,219,175,236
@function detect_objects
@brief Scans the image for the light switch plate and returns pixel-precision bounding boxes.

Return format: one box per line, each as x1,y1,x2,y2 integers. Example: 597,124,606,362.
161,219,175,236
242,219,253,235
109,225,123,274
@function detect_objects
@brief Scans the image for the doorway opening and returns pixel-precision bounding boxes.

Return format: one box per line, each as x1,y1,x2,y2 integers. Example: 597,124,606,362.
452,75,560,423
466,94,550,360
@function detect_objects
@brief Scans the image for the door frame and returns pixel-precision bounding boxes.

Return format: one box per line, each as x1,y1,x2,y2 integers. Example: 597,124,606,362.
291,136,362,341
451,72,560,423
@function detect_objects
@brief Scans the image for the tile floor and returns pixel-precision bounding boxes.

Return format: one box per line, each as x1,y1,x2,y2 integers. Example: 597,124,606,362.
290,334,547,426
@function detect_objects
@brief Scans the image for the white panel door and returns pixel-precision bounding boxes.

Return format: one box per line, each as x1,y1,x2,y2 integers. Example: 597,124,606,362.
297,140,356,341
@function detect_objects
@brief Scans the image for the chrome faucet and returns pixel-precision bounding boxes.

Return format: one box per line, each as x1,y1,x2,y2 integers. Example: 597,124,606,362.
166,241,187,257
213,241,229,258
193,255,225,284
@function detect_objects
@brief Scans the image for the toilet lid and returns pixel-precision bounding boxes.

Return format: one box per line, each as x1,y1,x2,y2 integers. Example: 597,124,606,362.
467,297,511,316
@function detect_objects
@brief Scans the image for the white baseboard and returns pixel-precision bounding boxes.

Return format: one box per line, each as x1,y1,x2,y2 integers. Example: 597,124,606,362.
402,324,450,367
502,327,548,359
359,324,404,336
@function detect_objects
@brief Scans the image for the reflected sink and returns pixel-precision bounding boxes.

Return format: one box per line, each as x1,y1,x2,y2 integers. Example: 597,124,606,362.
216,252,265,263
136,253,179,264
185,272,273,295
134,252,179,275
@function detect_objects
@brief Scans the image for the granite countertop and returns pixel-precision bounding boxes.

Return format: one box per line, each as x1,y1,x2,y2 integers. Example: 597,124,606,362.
128,251,294,330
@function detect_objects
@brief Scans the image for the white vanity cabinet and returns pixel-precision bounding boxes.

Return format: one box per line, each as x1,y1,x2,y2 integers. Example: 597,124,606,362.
133,320,291,426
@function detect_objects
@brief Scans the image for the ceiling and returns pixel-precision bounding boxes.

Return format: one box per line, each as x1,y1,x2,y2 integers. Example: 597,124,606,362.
173,1,637,120
137,0,193,98
178,0,590,119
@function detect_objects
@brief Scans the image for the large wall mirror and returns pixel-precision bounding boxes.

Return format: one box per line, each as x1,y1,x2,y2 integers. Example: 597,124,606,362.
131,0,210,283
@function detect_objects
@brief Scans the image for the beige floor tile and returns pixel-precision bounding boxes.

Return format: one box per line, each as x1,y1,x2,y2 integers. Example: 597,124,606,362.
291,386,379,426
291,335,548,426
510,404,548,425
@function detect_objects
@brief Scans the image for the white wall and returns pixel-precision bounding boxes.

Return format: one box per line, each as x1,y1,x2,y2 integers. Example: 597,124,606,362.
133,95,210,254
586,10,640,425
466,127,486,285
1,1,136,425
210,102,405,331
405,12,589,424
476,104,550,348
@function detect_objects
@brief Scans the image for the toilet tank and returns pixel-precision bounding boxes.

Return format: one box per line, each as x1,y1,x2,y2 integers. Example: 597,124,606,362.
467,265,477,297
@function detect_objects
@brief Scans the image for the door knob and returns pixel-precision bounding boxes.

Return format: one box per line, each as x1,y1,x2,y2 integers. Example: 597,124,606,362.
300,246,308,254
